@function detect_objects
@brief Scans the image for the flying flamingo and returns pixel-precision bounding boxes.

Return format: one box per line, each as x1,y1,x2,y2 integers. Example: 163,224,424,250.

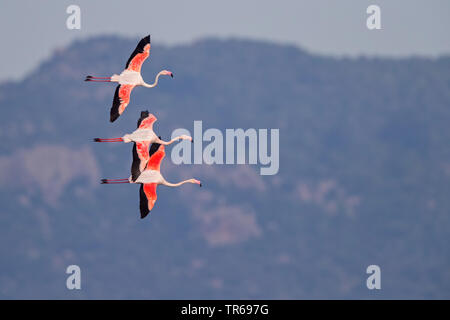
94,111,192,181
84,35,174,122
101,143,202,219
93,111,192,145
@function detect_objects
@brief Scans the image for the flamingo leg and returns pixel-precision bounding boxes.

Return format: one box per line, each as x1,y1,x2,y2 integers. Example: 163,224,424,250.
93,138,124,142
101,181,129,184
86,76,110,79
85,79,111,82
101,178,129,184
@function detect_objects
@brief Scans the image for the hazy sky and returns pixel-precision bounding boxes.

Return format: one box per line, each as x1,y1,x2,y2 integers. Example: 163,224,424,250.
1,0,449,82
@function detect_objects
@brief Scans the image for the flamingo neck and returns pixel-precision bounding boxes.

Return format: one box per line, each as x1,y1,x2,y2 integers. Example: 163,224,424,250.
159,137,179,145
163,179,192,187
143,71,164,88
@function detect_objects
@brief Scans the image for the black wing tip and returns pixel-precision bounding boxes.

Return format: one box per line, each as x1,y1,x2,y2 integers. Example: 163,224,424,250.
139,184,151,219
93,138,101,142
110,85,121,122
139,35,151,47
140,210,150,219
110,113,119,122
131,144,141,182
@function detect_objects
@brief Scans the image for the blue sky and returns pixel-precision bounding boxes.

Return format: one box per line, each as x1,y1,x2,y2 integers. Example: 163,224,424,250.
1,0,449,82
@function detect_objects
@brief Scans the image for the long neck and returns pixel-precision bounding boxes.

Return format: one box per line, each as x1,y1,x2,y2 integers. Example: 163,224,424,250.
143,71,163,88
162,179,192,187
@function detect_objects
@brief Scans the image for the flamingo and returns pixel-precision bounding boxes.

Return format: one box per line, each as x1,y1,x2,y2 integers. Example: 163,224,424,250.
101,142,202,219
84,35,174,122
93,111,192,145
94,111,192,181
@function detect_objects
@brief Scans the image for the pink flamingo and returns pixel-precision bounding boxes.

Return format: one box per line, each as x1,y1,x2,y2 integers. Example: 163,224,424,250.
93,111,192,145
101,143,202,218
85,35,173,122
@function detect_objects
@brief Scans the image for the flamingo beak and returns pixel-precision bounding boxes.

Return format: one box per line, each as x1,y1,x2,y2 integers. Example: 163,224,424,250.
199,183,202,187
170,72,174,78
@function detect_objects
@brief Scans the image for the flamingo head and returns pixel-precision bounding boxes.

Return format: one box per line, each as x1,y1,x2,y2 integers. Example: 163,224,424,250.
190,179,202,187
179,134,193,142
161,70,174,78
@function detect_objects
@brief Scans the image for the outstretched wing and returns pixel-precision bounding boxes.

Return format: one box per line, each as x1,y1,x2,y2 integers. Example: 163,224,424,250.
138,114,156,129
131,141,150,182
125,35,151,73
110,84,135,122
136,111,150,127
140,183,157,218
146,143,165,171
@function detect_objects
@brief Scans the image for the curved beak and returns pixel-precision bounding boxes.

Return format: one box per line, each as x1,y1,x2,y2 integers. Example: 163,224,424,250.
170,72,174,78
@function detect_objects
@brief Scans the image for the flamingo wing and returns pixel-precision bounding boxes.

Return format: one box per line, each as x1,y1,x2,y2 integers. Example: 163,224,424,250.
146,143,165,171
125,35,151,73
131,141,150,182
110,84,135,122
138,114,156,129
139,183,157,218
136,110,150,127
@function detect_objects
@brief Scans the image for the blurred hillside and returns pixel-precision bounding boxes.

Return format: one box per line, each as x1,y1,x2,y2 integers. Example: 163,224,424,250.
0,36,449,299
